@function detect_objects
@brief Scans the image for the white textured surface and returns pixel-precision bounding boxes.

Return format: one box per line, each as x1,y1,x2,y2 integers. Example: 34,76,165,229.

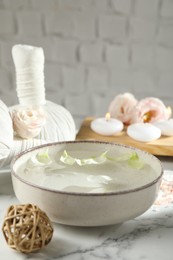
0,0,173,129
0,100,13,159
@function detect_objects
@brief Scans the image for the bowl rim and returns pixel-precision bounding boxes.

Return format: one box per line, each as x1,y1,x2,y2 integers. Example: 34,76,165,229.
11,140,164,197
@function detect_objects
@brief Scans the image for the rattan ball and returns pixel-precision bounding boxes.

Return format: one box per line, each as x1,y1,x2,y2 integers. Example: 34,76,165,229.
2,204,54,253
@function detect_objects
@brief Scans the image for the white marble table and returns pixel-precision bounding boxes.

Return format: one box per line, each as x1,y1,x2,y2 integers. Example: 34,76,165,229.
0,157,173,260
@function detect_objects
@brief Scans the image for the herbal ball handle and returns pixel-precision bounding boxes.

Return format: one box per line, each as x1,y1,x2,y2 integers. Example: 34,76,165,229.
12,44,46,106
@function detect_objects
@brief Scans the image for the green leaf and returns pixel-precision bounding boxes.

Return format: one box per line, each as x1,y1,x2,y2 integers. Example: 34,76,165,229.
60,150,76,165
60,150,108,166
36,149,52,164
127,152,145,169
27,149,145,171
60,150,145,169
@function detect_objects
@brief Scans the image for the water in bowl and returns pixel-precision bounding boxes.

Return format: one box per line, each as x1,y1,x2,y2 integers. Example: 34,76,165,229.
16,149,158,193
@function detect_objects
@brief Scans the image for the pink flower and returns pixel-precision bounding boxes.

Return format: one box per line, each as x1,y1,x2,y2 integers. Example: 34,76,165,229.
12,106,46,139
108,93,138,124
130,97,171,124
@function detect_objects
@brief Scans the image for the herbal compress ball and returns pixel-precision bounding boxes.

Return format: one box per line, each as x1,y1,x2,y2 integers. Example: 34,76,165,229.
2,204,53,253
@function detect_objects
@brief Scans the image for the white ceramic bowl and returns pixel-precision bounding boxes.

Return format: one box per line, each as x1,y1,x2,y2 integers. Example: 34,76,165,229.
11,141,163,226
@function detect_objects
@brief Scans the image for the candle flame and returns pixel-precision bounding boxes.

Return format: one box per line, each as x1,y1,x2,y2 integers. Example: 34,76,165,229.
143,112,152,123
167,106,172,118
105,112,111,121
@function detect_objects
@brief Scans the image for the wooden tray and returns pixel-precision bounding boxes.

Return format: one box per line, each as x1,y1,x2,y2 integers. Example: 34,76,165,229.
76,117,173,156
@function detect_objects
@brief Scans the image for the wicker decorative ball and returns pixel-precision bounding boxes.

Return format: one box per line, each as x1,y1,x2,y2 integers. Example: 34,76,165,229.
2,204,54,253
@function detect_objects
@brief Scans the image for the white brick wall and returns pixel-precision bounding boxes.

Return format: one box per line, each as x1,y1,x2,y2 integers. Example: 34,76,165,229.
130,18,156,42
131,44,155,68
0,0,173,129
0,11,16,35
45,11,74,37
62,65,85,92
86,66,109,92
106,44,129,69
111,0,132,15
161,0,173,17
17,11,42,36
45,63,62,89
79,42,103,64
156,47,173,71
55,39,78,64
157,20,173,47
65,94,92,116
98,15,127,42
110,70,131,90
134,0,159,18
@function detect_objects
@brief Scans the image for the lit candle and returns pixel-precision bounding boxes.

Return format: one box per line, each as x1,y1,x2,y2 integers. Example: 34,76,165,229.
90,113,124,136
167,106,172,118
